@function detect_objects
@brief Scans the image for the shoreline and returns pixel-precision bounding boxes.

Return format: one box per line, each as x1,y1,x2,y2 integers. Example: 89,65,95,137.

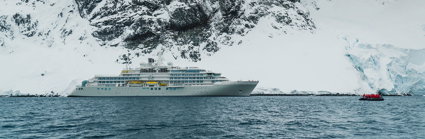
2,94,414,97
250,94,412,96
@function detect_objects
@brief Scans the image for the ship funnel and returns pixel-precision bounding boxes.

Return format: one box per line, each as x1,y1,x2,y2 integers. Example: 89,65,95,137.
148,58,155,64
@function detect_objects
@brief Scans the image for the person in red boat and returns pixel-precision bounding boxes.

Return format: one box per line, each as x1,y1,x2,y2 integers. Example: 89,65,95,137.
359,94,384,101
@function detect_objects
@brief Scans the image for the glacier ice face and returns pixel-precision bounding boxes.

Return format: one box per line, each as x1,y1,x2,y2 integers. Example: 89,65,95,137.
344,39,425,95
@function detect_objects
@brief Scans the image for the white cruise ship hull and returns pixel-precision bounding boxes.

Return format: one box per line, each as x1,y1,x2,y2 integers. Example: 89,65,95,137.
68,81,258,97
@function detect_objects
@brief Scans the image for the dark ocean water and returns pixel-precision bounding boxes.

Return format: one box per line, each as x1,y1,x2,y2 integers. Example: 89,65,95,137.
1,96,424,139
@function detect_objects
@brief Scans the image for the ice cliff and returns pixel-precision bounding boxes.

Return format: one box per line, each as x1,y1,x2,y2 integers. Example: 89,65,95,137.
345,39,425,95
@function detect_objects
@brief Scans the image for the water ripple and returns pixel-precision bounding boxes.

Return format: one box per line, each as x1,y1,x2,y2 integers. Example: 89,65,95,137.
0,96,424,138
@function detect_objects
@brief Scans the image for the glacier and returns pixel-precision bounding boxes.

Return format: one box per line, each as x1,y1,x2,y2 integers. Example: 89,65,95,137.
344,39,425,95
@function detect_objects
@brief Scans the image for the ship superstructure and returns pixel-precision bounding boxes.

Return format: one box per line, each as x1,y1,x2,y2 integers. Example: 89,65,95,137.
69,59,258,97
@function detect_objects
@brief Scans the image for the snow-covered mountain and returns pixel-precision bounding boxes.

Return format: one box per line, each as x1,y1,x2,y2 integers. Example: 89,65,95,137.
1,0,314,61
75,0,315,62
1,0,425,95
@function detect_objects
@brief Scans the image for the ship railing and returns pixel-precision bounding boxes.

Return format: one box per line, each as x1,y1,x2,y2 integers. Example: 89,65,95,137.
236,80,259,82
95,75,118,77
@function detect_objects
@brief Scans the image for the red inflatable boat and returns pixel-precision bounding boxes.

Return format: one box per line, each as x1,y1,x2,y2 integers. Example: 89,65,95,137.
359,94,384,101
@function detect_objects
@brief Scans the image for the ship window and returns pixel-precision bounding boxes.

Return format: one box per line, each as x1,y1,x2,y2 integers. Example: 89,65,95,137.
158,88,161,90
151,88,153,90
159,68,169,72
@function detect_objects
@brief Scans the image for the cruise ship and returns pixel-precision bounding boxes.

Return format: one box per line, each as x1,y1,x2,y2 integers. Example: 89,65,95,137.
68,59,258,97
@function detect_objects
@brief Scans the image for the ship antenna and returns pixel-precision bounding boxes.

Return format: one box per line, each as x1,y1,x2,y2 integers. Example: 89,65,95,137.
124,58,131,70
148,58,155,66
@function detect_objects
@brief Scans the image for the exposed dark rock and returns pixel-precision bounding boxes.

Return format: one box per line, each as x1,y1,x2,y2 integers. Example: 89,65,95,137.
0,16,11,32
132,0,160,11
169,4,209,31
74,0,103,18
72,0,316,62
12,13,38,37
13,14,31,26
92,26,124,41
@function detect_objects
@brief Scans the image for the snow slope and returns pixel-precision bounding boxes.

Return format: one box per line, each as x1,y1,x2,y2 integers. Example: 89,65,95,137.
0,0,127,94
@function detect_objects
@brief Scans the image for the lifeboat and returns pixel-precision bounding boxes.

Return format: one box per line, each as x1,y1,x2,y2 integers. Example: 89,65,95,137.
128,80,143,84
146,81,158,84
359,94,384,101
